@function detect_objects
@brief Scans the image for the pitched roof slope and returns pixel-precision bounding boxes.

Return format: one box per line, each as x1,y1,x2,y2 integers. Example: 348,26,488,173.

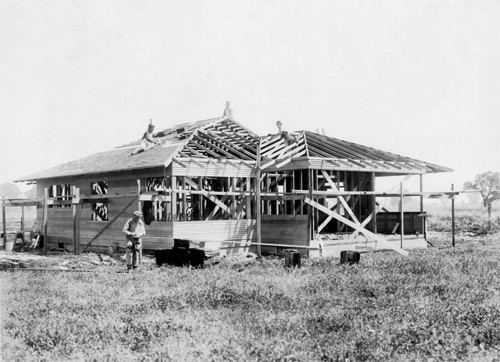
17,118,259,182
304,131,452,173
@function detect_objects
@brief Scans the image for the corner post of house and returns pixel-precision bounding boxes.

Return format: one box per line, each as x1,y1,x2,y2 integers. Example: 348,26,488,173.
400,181,404,249
371,172,377,233
72,186,81,255
2,196,6,249
255,142,262,256
451,183,455,247
42,187,49,256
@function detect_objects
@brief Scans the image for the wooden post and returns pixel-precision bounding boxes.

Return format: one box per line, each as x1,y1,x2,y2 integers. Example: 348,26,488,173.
198,177,204,221
255,141,262,256
171,176,177,222
72,186,81,255
21,204,25,237
136,179,141,213
371,172,377,233
308,169,313,239
451,183,455,247
419,174,425,237
231,177,236,219
42,188,48,255
246,177,251,220
400,181,404,249
336,171,341,232
2,196,6,249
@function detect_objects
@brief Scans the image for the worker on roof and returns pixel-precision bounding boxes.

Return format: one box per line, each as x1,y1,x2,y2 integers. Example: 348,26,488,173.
222,101,232,120
130,119,162,156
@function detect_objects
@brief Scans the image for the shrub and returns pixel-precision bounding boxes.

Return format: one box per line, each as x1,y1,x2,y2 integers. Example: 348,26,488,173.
428,212,500,234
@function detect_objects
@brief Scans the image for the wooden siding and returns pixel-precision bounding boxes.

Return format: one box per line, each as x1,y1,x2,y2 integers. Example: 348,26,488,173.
376,212,424,235
171,220,256,255
261,215,308,246
172,220,256,243
37,173,174,251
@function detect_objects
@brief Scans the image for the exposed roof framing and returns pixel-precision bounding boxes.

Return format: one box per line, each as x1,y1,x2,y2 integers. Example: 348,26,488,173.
259,130,452,174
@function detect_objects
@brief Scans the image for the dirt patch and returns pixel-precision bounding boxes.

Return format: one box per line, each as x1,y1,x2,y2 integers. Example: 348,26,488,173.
0,250,156,271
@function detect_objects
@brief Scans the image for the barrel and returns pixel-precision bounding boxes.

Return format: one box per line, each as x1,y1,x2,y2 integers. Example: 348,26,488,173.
340,250,360,265
284,249,301,268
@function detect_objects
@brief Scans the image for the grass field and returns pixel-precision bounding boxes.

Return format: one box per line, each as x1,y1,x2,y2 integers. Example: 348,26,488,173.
1,218,500,361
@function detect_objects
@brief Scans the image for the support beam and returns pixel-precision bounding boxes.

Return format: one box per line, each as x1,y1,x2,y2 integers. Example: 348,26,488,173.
420,174,425,237
21,204,25,239
72,186,81,255
400,181,404,248
451,183,455,247
42,188,48,256
198,177,203,220
246,177,251,220
2,196,6,249
256,142,262,256
171,176,177,221
137,179,141,212
372,172,377,233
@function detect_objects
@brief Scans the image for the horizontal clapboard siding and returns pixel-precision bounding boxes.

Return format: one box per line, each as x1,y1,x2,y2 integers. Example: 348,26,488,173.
261,215,308,246
38,175,152,249
173,220,256,242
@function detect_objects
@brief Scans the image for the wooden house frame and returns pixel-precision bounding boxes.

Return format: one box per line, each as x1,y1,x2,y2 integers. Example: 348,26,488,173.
15,116,454,257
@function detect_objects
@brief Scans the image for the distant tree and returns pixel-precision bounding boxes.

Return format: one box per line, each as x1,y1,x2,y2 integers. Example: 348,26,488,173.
464,171,500,230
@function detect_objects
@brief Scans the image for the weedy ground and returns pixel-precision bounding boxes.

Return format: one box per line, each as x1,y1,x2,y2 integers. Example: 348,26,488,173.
1,216,500,361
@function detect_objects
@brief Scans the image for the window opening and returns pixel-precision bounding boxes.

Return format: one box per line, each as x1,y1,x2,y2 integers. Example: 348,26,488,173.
91,181,109,221
142,177,169,222
48,183,71,208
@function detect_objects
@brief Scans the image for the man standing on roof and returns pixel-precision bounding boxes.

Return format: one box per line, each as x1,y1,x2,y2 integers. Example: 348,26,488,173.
130,119,161,156
222,101,232,120
122,210,146,271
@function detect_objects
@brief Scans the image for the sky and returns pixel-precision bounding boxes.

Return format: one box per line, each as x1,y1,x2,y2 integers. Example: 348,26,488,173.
1,0,499,195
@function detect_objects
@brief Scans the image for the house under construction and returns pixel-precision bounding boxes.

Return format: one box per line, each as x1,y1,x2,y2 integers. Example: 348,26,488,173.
15,112,454,257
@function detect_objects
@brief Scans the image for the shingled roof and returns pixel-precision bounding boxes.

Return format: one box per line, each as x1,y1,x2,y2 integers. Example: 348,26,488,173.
17,118,260,182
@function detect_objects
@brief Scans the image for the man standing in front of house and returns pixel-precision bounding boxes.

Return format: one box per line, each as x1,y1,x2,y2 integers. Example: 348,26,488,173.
122,211,146,271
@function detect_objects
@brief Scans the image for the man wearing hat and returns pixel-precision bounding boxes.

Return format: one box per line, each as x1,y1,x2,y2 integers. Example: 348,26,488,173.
130,119,161,156
122,210,146,270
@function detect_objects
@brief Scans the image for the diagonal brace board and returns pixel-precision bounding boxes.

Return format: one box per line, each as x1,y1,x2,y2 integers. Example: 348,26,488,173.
322,171,359,223
305,197,408,256
82,195,139,252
